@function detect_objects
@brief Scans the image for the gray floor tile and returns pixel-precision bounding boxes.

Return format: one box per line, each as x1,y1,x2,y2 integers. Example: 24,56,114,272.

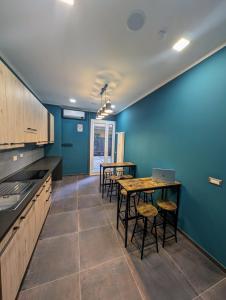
195,278,226,300
78,186,100,195
53,188,77,200
78,194,102,210
103,203,117,224
49,196,77,214
80,257,142,300
79,225,123,270
126,249,197,300
77,175,99,187
22,233,79,290
40,211,78,239
164,236,225,294
79,206,109,231
18,273,80,300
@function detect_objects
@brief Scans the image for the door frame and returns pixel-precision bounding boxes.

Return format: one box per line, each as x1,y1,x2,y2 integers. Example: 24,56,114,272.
89,119,115,175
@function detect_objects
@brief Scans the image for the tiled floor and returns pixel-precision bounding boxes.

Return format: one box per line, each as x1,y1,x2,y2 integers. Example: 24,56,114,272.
18,175,226,300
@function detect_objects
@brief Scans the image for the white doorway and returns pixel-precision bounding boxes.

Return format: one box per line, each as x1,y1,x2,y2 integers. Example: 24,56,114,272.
90,119,115,175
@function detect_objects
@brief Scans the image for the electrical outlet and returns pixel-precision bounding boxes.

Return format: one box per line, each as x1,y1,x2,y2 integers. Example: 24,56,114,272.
208,177,223,186
13,155,18,161
20,153,24,158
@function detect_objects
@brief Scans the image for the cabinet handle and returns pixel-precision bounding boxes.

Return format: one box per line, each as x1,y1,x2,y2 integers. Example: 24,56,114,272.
46,187,51,193
36,185,46,197
46,194,51,202
0,143,9,145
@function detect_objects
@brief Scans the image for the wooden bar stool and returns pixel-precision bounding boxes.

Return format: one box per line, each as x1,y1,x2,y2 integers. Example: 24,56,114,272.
131,203,158,259
107,174,121,202
143,189,155,203
119,189,137,217
156,199,178,247
104,168,113,192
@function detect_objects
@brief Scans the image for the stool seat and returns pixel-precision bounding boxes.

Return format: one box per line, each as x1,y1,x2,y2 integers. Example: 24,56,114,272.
137,203,158,218
121,174,133,179
109,175,121,181
143,189,154,194
157,200,177,211
121,189,136,197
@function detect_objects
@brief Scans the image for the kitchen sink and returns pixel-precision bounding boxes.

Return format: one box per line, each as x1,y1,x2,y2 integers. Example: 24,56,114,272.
0,181,36,211
6,170,48,182
0,195,22,211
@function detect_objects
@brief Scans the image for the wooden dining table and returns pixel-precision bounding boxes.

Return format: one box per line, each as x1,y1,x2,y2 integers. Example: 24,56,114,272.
117,177,181,248
99,162,136,198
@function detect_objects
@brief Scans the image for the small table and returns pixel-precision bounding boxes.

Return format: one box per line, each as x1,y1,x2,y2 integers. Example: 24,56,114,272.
117,177,181,248
99,162,136,198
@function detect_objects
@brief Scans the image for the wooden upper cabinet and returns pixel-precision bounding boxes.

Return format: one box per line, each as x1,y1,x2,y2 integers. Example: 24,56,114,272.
0,62,8,146
4,65,24,145
0,60,53,148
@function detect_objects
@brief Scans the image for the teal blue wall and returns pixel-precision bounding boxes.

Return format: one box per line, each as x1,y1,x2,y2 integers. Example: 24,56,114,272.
45,105,115,175
116,47,226,268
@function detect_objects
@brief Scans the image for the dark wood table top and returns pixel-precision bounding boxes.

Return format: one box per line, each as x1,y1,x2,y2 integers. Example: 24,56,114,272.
117,177,181,192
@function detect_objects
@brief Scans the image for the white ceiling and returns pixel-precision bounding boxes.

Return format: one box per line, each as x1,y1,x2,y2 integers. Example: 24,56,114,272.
0,0,226,113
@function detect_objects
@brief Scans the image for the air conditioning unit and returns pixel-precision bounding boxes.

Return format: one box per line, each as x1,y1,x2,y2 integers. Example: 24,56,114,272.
62,109,85,120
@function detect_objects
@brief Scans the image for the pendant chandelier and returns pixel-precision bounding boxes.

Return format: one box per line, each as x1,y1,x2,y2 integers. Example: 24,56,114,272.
96,84,114,119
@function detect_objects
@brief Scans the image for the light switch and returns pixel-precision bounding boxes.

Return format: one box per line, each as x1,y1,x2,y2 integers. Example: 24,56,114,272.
20,153,24,158
13,155,18,161
208,177,223,186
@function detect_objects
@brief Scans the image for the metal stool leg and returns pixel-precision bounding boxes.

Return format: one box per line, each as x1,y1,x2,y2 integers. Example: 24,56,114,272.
141,217,147,259
131,216,138,242
109,181,114,202
154,217,159,253
162,211,167,248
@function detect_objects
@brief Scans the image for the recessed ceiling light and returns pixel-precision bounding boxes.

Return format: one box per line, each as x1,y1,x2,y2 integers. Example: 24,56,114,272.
69,98,76,103
59,0,74,6
111,105,115,109
173,38,190,52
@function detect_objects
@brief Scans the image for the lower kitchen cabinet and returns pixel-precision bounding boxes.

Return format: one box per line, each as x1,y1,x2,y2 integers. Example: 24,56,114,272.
0,176,52,300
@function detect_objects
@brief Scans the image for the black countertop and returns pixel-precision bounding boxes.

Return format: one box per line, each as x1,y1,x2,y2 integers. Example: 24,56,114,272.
0,156,62,243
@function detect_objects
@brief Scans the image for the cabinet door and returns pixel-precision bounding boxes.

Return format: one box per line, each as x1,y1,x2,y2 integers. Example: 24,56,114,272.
0,224,26,300
22,201,37,262
34,185,47,236
4,66,24,145
0,62,8,146
23,90,38,143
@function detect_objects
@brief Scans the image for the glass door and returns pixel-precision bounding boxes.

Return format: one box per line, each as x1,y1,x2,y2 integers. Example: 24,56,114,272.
90,119,115,175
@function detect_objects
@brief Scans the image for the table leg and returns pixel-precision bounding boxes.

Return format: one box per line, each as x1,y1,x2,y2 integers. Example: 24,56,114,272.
99,165,102,192
175,186,181,242
117,183,120,230
133,166,136,177
102,167,105,198
124,192,130,248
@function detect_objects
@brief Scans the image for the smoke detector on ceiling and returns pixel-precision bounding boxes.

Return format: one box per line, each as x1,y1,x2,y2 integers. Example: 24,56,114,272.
127,10,146,31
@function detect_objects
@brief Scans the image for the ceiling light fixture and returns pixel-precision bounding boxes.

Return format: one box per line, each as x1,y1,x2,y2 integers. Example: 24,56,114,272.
69,98,76,103
105,100,113,114
96,84,114,119
173,38,190,52
59,0,74,6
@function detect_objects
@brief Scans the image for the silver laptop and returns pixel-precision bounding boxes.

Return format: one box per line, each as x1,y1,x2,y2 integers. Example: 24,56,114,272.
152,168,176,183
